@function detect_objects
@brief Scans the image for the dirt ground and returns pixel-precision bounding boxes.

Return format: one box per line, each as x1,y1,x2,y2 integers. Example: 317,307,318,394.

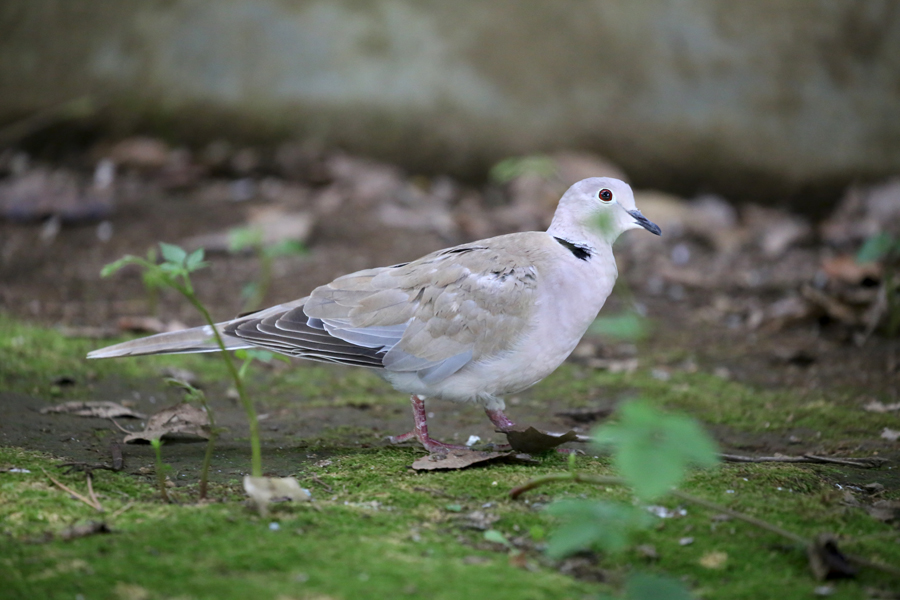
1,141,898,483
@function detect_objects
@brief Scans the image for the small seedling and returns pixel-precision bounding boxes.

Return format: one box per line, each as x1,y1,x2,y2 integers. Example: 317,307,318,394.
150,438,171,503
489,154,557,184
857,232,900,336
166,378,219,500
229,227,307,313
102,242,263,477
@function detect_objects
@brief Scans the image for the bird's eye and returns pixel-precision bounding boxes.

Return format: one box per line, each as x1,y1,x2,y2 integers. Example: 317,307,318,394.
598,188,613,202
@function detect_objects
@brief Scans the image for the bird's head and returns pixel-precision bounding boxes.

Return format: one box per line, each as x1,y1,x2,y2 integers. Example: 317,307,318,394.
549,177,661,244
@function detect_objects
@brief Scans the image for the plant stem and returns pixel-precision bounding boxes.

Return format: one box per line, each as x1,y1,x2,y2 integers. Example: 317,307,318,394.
187,296,262,478
199,429,217,500
152,441,170,503
667,489,806,545
509,473,624,499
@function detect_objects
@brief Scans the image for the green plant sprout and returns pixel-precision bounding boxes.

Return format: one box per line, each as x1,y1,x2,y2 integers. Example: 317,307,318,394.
857,232,900,336
150,438,171,503
101,242,263,478
489,154,558,184
229,227,307,313
165,378,219,500
140,246,162,316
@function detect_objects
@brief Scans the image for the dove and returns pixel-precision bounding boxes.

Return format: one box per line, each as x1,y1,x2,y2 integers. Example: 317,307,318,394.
88,177,660,452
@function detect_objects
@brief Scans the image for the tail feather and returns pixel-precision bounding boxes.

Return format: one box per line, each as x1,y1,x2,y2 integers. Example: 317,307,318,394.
86,298,310,359
86,324,251,359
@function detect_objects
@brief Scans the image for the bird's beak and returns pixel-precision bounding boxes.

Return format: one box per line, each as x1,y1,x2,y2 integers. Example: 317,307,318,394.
628,209,662,236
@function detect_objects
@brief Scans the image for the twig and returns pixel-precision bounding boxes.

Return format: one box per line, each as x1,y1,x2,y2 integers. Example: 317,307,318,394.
668,489,806,545
109,501,134,520
309,474,333,493
720,453,888,469
509,471,900,579
42,468,102,512
85,472,104,512
509,473,624,500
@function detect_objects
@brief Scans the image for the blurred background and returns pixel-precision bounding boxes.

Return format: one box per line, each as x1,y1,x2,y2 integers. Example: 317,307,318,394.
1,0,898,379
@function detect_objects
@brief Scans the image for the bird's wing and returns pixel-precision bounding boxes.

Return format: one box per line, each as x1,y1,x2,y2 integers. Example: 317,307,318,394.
225,233,552,384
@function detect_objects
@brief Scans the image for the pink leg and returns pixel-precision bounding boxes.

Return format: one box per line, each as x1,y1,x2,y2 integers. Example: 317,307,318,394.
485,408,516,432
388,395,468,453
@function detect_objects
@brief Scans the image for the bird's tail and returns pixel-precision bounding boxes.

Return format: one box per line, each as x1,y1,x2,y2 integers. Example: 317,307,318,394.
86,324,253,359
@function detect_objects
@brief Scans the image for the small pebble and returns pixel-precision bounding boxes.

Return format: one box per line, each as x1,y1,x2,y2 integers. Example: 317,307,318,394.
268,522,280,531
679,537,694,546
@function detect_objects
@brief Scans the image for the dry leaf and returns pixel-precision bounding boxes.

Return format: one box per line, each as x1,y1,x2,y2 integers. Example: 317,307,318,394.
504,427,578,454
41,401,146,420
411,450,513,471
452,510,500,530
867,500,900,523
864,401,900,413
122,403,209,444
880,428,900,442
58,521,112,541
243,475,311,517
699,551,728,569
807,534,857,580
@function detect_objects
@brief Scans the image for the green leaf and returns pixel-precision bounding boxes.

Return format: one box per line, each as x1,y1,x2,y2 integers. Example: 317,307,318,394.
444,503,463,513
625,572,694,600
185,248,207,272
592,211,616,237
262,239,307,259
229,227,263,252
241,282,259,301
483,529,512,548
857,232,897,263
593,400,719,501
159,242,187,266
545,500,652,558
489,155,556,184
590,312,650,341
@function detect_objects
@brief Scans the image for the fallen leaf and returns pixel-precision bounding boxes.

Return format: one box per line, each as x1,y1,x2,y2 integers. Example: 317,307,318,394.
58,521,112,541
504,427,578,454
821,255,882,285
864,401,900,413
122,403,209,444
243,475,311,517
411,450,513,471
41,401,146,420
455,511,499,531
699,550,728,569
880,428,900,442
807,533,857,580
867,500,900,523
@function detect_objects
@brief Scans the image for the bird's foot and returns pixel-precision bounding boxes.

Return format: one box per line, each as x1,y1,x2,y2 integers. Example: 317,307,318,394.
386,431,417,444
387,429,469,453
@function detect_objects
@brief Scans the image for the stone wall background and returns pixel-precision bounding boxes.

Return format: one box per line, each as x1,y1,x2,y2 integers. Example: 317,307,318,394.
1,0,899,210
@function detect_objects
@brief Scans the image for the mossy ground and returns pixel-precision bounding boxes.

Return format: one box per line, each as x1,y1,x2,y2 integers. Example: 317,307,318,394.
1,313,899,599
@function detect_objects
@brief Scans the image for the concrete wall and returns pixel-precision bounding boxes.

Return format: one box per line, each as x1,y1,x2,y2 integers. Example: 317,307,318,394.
2,1,899,207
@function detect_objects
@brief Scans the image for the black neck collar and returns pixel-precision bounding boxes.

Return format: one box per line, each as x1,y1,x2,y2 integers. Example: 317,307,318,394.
553,237,593,261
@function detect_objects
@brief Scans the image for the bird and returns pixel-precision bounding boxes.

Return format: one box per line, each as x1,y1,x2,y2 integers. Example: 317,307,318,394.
88,177,661,453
